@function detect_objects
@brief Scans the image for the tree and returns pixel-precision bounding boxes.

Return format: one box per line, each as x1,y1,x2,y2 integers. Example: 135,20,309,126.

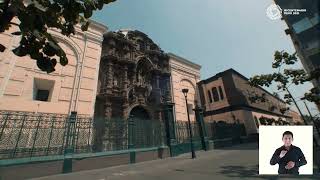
249,51,320,147
249,50,320,112
0,0,116,73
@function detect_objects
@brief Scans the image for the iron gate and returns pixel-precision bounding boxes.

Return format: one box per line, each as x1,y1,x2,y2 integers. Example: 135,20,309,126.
172,120,202,156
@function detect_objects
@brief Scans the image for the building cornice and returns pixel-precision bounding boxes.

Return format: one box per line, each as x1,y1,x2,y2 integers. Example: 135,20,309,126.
168,53,201,70
88,19,108,34
199,68,287,104
203,104,291,119
170,61,200,73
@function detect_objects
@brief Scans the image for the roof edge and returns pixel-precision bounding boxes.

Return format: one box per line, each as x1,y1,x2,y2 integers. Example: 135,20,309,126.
200,68,287,104
168,53,201,70
88,19,108,33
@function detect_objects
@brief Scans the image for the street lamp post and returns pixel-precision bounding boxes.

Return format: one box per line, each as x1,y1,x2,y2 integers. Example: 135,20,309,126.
182,88,196,159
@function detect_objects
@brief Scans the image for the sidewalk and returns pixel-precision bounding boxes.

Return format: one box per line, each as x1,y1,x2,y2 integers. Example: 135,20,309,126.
33,143,320,180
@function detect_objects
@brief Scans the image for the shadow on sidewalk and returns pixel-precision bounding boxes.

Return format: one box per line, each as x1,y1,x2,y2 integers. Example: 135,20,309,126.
214,142,259,150
218,164,319,179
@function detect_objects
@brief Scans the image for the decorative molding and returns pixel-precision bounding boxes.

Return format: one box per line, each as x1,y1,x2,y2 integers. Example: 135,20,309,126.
168,53,201,70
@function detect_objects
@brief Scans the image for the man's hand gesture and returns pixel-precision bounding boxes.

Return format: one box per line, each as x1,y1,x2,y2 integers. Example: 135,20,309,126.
279,150,287,158
285,161,295,169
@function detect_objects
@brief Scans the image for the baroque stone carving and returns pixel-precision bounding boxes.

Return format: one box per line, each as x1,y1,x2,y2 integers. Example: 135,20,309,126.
95,30,172,121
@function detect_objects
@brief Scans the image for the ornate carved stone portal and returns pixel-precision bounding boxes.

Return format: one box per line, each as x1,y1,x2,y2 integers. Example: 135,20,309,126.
93,30,172,149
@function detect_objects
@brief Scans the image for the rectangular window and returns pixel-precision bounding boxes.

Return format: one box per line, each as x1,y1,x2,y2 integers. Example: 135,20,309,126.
310,13,320,26
36,90,50,101
310,53,320,68
218,86,224,100
292,17,313,34
207,90,212,103
33,78,55,102
212,87,219,102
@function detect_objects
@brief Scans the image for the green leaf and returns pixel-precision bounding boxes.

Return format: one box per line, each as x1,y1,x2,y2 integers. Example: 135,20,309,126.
0,43,5,52
51,58,57,67
104,0,117,3
36,57,47,71
30,51,43,60
11,31,22,35
84,9,93,18
60,56,68,66
2,0,117,73
43,42,57,56
12,46,28,57
81,21,90,31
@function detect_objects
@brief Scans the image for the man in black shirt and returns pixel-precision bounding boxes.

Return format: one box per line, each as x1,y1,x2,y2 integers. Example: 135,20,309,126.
270,131,307,174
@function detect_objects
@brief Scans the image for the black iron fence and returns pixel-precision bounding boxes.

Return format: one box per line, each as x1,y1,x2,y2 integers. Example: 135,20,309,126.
175,120,200,143
205,121,247,140
0,111,69,159
0,110,250,160
0,111,166,160
96,117,166,152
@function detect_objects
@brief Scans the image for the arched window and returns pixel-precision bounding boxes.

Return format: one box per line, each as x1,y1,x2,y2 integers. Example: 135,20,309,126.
211,87,219,102
208,90,213,103
218,86,224,100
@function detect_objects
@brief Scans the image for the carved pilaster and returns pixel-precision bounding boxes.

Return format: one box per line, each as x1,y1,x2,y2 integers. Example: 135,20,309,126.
122,102,129,119
132,64,137,85
104,101,112,119
106,61,113,93
122,65,128,97
155,74,160,88
164,75,172,103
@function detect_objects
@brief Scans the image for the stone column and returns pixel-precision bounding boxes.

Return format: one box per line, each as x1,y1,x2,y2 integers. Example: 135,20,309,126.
122,100,129,119
122,65,128,95
132,65,137,85
163,74,172,103
162,102,177,156
106,61,113,94
194,105,209,151
155,74,160,88
104,101,112,119
152,73,161,104
62,111,77,173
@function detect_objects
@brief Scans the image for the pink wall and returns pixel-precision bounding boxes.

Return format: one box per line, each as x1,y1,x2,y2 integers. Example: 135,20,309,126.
0,19,107,116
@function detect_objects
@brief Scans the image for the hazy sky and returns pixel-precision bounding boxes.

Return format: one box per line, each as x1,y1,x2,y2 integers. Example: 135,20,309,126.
92,0,318,115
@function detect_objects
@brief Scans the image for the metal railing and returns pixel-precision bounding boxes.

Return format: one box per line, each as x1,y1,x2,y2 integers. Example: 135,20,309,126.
205,121,247,140
0,111,166,160
175,120,200,143
0,111,70,159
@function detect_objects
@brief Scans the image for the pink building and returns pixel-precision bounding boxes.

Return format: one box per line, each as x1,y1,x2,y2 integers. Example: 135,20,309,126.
0,20,107,116
168,53,201,122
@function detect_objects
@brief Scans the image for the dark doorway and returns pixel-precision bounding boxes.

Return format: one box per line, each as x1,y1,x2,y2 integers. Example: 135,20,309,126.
129,106,153,148
129,106,150,120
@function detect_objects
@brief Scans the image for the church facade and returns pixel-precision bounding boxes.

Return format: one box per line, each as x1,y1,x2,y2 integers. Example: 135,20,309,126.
0,22,201,123
94,30,172,122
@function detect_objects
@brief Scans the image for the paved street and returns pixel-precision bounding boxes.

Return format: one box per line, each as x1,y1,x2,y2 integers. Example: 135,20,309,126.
34,143,320,180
